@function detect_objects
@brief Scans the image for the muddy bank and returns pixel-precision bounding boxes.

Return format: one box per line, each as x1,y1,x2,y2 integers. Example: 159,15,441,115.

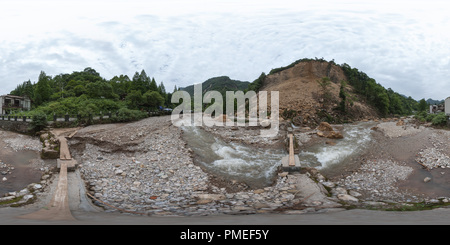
327,119,450,203
0,129,51,198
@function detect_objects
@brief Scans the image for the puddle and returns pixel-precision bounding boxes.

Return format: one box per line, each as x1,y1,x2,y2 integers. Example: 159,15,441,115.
0,150,43,197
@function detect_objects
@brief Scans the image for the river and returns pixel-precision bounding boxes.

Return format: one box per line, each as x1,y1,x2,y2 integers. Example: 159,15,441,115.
298,121,377,176
181,126,286,188
181,121,377,188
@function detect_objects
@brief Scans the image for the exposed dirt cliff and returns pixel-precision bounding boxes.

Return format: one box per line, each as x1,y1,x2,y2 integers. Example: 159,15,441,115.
260,60,380,127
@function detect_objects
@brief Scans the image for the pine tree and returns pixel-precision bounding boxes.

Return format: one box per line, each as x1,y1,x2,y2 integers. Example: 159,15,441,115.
34,71,52,106
149,78,158,91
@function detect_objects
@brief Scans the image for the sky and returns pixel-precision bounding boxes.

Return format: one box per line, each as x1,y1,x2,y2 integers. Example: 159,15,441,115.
0,0,449,101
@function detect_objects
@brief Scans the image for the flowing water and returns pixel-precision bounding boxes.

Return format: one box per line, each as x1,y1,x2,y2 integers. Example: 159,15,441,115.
298,122,377,174
180,119,376,188
181,126,286,188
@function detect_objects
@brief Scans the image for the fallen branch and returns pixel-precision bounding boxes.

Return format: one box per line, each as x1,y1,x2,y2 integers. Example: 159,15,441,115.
416,160,430,171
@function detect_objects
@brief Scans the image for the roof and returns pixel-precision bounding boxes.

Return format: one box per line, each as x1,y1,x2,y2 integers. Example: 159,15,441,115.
0,94,30,99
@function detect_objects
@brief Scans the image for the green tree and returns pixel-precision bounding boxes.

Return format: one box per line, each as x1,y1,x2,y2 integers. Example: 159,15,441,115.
110,75,131,100
247,72,266,92
86,81,118,99
418,99,428,112
131,70,152,93
125,90,144,109
149,78,158,92
143,90,165,109
73,85,87,97
34,71,52,106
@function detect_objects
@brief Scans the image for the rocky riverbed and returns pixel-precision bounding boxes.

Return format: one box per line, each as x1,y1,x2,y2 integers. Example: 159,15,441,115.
1,115,450,215
67,116,315,215
0,129,54,207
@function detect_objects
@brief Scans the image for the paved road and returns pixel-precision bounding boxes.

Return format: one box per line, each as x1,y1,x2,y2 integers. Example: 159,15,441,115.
2,205,450,225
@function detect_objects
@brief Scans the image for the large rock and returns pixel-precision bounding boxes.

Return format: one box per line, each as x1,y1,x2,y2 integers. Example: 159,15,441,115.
317,122,334,131
316,129,344,139
41,147,59,159
337,194,359,203
325,131,344,139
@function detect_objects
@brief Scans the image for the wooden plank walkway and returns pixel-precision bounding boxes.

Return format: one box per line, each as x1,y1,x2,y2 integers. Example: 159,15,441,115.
19,130,78,221
18,160,75,221
281,134,301,172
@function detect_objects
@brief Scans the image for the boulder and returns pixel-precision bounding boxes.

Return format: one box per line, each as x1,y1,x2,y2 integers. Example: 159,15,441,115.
326,131,344,139
316,122,344,139
337,194,359,203
41,147,59,159
317,122,333,131
396,120,404,126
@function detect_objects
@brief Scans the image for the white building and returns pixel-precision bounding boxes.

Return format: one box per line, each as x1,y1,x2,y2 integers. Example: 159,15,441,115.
0,95,32,114
446,97,450,115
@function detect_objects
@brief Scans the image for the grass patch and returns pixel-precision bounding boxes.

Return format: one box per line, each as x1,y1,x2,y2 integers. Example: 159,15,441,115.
0,196,23,206
378,201,450,211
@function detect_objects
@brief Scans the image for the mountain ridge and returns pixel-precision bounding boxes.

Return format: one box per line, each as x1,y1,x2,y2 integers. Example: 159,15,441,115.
180,76,250,96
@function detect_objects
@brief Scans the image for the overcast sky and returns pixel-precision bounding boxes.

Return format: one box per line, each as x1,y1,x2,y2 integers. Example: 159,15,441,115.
0,0,449,100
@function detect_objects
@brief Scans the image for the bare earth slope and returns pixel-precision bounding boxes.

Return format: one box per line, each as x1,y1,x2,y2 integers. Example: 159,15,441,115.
260,60,379,126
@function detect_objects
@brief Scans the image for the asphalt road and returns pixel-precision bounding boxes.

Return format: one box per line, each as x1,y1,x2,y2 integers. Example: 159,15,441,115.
1,204,450,225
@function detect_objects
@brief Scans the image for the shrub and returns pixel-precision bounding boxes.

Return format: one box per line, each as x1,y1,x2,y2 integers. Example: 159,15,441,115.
30,112,48,132
431,113,447,126
114,108,147,122
426,113,436,122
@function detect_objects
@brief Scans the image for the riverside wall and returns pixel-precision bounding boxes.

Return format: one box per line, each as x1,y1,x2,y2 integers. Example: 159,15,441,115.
0,120,31,134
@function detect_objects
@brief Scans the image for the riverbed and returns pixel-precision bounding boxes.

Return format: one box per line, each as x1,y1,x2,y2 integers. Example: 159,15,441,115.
297,121,377,177
0,130,46,197
181,125,286,189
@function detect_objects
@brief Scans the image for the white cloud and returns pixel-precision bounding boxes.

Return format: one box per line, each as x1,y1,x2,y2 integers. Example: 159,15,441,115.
0,0,449,100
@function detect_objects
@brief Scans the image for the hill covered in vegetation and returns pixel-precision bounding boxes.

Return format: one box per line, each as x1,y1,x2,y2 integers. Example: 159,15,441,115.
9,68,172,123
180,76,250,96
8,58,429,128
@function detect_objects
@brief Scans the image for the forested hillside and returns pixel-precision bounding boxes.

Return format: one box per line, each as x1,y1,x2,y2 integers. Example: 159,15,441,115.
181,76,249,96
8,58,428,127
9,67,173,122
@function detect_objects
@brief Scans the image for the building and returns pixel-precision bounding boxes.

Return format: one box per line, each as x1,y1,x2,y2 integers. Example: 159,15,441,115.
430,104,445,114
446,97,450,115
0,95,32,114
